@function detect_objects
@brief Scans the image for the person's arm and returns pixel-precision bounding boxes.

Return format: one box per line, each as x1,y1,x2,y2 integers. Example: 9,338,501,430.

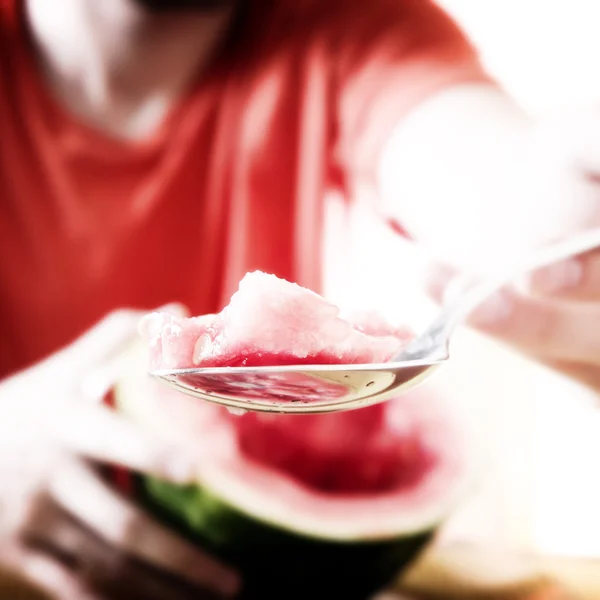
379,84,532,270
373,52,600,390
333,0,600,389
377,83,599,273
332,0,598,273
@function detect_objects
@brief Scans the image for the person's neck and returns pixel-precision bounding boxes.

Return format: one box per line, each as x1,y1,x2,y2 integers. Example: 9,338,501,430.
25,0,235,140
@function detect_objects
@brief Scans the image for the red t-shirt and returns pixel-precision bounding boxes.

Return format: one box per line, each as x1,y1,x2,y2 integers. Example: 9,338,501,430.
0,0,489,377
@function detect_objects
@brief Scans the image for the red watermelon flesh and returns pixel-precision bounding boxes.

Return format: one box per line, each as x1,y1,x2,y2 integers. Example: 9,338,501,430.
233,406,439,494
139,271,438,494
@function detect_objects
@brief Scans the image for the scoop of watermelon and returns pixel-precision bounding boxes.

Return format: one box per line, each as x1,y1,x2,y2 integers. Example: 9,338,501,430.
140,271,412,370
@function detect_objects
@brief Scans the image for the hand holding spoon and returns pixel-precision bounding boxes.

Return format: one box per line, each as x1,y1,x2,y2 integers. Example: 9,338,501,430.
151,229,600,414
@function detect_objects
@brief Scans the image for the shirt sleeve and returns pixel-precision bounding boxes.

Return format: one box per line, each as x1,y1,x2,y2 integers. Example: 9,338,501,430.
332,0,495,180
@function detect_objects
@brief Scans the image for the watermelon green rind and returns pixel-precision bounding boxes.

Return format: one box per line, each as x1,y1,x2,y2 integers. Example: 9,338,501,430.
137,476,433,599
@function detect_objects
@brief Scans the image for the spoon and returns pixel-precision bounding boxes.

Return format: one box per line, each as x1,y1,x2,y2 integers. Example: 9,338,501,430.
151,229,600,414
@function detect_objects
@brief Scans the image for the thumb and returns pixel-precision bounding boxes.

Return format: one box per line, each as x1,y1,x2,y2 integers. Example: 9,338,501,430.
58,303,190,372
60,310,143,372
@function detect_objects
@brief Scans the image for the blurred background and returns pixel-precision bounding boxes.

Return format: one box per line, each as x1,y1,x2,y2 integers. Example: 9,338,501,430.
324,0,600,581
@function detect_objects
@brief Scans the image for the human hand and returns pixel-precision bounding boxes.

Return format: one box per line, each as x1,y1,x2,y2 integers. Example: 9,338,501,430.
426,250,600,393
0,310,240,600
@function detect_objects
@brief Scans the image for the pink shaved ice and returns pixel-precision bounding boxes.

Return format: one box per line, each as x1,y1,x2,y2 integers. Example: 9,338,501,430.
140,271,412,371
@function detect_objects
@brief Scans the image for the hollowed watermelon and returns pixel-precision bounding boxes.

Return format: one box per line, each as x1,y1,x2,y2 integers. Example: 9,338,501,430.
115,272,475,599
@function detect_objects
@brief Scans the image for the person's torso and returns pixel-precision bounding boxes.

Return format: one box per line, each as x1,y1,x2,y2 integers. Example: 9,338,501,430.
0,0,344,375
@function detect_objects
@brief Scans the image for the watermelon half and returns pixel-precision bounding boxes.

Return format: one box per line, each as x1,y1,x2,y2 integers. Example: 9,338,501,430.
115,272,477,599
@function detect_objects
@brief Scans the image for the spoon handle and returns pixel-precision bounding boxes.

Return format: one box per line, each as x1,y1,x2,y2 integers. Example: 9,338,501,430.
393,228,600,362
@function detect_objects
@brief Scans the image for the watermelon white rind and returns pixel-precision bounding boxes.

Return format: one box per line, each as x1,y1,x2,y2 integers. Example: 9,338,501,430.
115,342,474,599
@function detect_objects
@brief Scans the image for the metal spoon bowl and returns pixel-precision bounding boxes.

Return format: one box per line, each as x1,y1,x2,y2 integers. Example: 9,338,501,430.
151,228,600,414
151,359,443,414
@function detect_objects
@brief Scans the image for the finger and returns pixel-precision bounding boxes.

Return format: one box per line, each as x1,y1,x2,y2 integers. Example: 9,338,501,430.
49,461,240,597
425,251,600,305
57,304,187,373
467,290,600,364
0,542,101,600
20,493,233,600
75,305,191,403
424,263,600,364
47,401,197,483
521,250,600,301
53,310,143,372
